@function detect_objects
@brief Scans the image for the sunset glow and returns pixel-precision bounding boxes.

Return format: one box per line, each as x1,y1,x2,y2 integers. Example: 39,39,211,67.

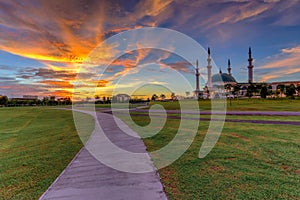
0,0,300,98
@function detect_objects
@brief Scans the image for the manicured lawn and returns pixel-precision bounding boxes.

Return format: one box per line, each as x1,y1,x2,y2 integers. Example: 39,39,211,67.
0,107,93,199
126,114,300,199
1,100,299,199
150,98,300,111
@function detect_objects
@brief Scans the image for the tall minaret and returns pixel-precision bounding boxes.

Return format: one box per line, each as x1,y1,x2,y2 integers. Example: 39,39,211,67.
227,59,232,76
195,60,200,98
248,47,254,83
207,47,212,89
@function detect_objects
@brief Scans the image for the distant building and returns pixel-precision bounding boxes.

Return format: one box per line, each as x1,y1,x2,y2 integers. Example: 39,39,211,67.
23,95,38,100
198,47,299,99
115,94,130,103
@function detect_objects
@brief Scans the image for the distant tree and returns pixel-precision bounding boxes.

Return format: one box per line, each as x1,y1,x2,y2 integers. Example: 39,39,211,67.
285,84,296,99
296,85,300,96
171,92,176,100
151,94,158,101
225,84,232,92
246,83,255,98
95,95,100,100
0,95,8,106
232,84,241,96
42,97,49,106
48,96,57,106
64,97,72,105
36,99,42,106
260,85,268,99
277,84,285,98
160,94,166,100
103,96,106,102
50,96,56,101
256,84,262,90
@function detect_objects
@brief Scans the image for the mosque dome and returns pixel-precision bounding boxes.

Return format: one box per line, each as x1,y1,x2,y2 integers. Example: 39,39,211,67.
212,71,237,83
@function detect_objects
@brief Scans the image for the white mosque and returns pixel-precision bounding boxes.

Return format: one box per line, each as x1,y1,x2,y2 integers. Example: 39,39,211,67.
194,47,299,99
194,47,253,99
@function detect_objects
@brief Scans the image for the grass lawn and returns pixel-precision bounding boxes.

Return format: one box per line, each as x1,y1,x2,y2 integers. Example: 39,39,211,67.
0,107,93,199
124,113,300,199
150,98,300,111
1,100,299,199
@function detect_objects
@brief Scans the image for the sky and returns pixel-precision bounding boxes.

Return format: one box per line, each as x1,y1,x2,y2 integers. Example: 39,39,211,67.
0,0,300,98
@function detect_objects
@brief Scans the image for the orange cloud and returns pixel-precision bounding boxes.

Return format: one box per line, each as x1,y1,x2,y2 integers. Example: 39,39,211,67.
97,80,109,87
39,80,74,88
258,45,300,82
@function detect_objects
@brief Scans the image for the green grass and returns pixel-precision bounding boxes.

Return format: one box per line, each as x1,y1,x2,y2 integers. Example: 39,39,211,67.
0,107,93,199
1,100,299,199
125,114,300,199
150,98,300,111
120,111,300,122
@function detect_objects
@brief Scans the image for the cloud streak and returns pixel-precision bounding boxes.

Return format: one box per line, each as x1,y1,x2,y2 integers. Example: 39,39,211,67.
0,0,300,97
258,45,300,82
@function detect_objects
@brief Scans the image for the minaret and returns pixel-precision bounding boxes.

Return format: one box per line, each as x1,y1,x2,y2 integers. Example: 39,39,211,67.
195,60,200,98
248,47,254,83
207,47,212,89
227,59,232,76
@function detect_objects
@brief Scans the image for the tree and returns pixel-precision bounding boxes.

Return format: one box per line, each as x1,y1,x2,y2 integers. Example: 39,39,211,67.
246,83,255,98
0,95,8,106
260,85,268,99
42,97,49,106
285,84,296,99
160,94,166,100
151,94,158,101
171,92,176,100
225,84,232,92
296,85,300,96
232,84,241,97
277,84,285,98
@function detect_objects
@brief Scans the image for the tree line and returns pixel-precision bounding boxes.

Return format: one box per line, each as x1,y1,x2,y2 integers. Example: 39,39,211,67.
0,95,72,107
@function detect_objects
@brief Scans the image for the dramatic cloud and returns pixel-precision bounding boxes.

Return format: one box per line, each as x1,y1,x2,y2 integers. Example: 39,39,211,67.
257,45,300,82
0,0,299,97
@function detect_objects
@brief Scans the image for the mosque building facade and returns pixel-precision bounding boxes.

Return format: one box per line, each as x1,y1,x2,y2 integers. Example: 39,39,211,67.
194,47,300,99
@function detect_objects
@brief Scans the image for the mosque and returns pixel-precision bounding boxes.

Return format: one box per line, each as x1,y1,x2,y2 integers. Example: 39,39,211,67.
194,47,300,99
194,47,255,99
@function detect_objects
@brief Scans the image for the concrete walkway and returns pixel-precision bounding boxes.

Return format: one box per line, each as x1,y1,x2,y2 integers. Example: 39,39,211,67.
40,111,167,200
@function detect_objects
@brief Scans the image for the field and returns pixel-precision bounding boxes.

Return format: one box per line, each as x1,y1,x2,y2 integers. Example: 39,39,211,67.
1,98,299,199
0,107,93,199
127,114,300,199
122,99,300,199
148,98,300,111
